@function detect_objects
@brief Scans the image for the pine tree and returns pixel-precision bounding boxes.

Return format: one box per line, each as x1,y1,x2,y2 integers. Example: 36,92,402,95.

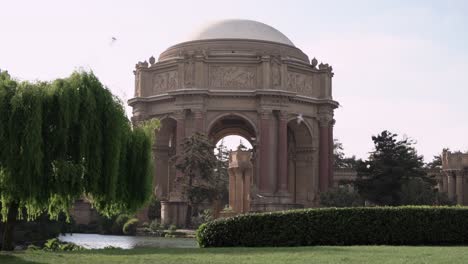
172,133,218,227
354,131,433,205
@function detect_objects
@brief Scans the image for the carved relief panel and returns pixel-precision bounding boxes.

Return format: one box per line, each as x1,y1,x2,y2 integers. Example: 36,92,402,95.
184,59,194,87
152,71,179,94
287,71,313,96
209,66,256,89
271,57,282,88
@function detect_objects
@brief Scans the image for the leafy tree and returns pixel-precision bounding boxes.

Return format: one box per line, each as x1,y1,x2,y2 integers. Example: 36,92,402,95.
354,131,434,206
0,71,156,250
425,154,443,169
333,139,358,169
172,133,219,227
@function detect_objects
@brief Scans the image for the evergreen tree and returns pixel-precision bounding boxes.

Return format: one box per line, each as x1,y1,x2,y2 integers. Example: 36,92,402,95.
214,139,230,206
0,71,156,250
172,133,219,227
333,139,358,169
354,131,433,205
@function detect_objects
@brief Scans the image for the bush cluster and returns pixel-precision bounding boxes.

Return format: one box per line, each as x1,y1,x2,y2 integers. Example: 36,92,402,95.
35,238,84,251
197,207,468,247
111,214,130,235
123,218,139,235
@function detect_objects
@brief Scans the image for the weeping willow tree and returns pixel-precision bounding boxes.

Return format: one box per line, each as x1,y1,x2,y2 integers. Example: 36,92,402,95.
0,70,157,250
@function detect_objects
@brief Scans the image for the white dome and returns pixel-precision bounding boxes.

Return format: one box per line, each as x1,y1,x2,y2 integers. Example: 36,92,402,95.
187,19,295,46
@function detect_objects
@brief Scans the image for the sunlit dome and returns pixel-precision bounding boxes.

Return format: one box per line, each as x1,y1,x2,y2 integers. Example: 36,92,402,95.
187,19,295,47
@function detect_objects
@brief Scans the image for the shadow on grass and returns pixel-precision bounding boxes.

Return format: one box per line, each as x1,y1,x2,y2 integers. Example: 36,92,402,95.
72,246,353,256
0,254,45,264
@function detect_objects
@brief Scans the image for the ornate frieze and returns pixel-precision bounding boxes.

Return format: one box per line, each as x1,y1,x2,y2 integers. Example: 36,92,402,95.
152,71,179,94
287,71,313,95
209,66,256,89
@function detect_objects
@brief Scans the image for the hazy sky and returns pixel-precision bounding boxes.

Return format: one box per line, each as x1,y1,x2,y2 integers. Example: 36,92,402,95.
1,0,467,160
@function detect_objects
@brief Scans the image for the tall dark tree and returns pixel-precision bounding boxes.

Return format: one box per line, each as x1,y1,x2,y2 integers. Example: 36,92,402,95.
214,139,230,207
172,133,218,227
0,71,156,250
425,152,444,170
354,131,433,206
333,139,358,169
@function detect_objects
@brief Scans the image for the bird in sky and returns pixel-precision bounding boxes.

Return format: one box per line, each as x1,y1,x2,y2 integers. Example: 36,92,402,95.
110,37,117,46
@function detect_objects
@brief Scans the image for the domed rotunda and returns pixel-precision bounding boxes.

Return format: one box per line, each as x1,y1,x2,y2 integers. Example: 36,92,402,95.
129,19,338,226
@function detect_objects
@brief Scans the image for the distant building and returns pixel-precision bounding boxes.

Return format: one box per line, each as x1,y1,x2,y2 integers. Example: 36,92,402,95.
441,150,468,204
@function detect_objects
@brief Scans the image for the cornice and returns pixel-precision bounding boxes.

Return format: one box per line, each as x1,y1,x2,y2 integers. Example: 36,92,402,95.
128,89,339,108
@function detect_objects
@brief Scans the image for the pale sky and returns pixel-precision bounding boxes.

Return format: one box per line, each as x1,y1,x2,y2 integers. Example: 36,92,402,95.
1,0,467,161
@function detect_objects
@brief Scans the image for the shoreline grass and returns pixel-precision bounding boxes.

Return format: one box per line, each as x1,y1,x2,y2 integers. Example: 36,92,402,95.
2,246,468,264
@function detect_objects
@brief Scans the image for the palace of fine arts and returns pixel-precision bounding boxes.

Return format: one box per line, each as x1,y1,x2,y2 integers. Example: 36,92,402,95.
1,1,468,263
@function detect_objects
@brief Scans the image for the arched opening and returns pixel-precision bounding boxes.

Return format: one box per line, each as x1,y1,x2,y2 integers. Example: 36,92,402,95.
153,117,177,200
287,119,314,205
208,114,257,214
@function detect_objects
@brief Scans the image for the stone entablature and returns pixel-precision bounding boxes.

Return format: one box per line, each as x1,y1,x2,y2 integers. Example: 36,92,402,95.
442,150,468,170
440,150,468,205
132,39,333,101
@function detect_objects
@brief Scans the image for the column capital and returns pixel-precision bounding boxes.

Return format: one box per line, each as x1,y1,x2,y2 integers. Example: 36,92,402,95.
318,117,331,127
258,109,273,119
192,109,205,119
278,110,288,120
174,109,186,120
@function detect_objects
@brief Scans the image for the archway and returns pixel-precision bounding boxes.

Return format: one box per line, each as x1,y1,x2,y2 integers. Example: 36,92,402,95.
208,114,257,214
153,117,177,200
287,119,315,206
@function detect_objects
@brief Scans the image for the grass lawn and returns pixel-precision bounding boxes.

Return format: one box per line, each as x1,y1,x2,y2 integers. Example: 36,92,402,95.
1,246,468,264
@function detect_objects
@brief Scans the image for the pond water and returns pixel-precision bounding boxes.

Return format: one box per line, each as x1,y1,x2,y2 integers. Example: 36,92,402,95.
58,233,198,249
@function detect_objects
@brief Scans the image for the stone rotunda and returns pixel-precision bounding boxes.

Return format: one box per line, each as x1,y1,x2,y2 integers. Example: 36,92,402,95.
129,19,339,226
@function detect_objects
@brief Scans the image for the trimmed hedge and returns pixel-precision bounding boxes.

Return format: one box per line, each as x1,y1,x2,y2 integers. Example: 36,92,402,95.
196,207,468,247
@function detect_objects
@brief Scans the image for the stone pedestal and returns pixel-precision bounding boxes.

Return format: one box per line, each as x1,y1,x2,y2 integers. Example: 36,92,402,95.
161,201,188,227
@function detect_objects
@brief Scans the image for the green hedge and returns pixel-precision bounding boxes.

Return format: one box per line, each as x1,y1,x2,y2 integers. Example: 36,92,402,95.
196,207,468,247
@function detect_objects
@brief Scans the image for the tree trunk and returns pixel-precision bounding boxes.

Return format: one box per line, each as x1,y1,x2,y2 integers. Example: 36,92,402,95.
1,202,19,251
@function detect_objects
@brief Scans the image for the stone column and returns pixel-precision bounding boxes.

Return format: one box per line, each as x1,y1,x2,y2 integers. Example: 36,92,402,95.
442,173,448,193
456,171,464,205
448,173,456,201
259,110,272,193
174,110,186,181
319,118,330,192
328,119,335,188
277,111,288,192
193,109,205,133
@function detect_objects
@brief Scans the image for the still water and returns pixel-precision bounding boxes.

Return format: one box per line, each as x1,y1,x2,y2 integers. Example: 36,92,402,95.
58,233,198,249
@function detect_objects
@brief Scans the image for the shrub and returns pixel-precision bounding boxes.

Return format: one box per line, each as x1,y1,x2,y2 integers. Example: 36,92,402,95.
111,214,130,235
319,187,363,207
123,218,139,235
197,206,468,247
147,196,161,220
43,238,84,251
149,219,166,232
191,209,214,229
